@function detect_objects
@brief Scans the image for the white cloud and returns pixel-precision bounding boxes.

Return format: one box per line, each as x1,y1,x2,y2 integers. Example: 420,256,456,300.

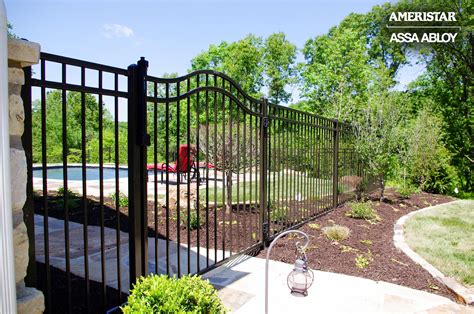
101,24,134,39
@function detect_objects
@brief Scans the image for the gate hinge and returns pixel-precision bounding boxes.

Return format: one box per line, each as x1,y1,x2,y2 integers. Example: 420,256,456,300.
262,221,269,239
263,117,269,128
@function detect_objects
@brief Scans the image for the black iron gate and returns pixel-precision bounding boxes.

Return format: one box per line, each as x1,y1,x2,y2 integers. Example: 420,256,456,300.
23,53,373,313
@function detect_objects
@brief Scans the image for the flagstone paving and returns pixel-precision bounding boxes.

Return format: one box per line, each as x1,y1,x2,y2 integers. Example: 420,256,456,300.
202,256,474,313
34,215,226,293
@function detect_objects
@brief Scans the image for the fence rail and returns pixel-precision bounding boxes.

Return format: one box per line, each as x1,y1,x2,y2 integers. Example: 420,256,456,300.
23,53,376,313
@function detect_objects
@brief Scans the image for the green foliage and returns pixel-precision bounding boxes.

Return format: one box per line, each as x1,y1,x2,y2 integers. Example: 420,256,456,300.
355,254,370,270
399,0,473,193
182,210,202,231
404,109,458,194
353,92,407,200
191,33,297,103
360,239,372,246
263,33,297,104
109,192,128,207
269,207,289,224
297,3,406,121
346,201,379,221
122,274,226,313
322,224,350,242
31,91,127,165
57,186,78,198
55,186,80,208
191,34,264,98
396,185,418,199
7,22,19,39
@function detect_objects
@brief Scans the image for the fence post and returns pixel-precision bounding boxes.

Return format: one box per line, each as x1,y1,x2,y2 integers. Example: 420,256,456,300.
260,98,269,245
332,120,339,208
127,57,149,289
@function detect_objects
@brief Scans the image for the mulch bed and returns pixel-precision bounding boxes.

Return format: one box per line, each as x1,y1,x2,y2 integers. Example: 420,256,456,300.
257,188,458,301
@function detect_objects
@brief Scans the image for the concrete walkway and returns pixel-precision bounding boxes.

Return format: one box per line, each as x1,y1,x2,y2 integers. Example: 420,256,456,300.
203,256,473,313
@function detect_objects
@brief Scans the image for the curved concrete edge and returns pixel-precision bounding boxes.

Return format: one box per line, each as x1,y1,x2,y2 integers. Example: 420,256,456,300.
394,200,474,306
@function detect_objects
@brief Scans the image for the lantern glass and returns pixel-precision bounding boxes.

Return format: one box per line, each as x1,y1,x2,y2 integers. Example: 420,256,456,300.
287,258,314,296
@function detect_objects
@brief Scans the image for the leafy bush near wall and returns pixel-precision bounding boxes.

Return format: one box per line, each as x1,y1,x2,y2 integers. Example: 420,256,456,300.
122,274,227,314
404,109,459,195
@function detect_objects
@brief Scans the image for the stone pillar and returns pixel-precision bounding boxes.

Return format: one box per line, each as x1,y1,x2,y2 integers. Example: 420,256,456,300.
8,38,45,314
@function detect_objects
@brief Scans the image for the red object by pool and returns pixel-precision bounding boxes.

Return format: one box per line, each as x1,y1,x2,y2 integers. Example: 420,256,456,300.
147,144,215,179
147,144,194,173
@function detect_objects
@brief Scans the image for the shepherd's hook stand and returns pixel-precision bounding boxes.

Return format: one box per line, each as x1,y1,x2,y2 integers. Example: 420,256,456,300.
265,230,310,314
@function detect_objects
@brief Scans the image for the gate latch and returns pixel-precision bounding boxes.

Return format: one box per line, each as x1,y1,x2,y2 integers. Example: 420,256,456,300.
142,133,151,147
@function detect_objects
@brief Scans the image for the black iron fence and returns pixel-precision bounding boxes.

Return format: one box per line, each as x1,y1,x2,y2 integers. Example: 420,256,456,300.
23,53,376,313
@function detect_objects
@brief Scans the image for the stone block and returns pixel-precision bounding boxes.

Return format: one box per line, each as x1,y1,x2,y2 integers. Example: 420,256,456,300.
8,68,25,85
17,286,45,314
9,94,25,136
8,38,40,68
13,222,29,284
10,148,27,213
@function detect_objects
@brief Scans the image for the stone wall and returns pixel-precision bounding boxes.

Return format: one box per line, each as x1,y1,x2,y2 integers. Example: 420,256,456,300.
8,38,44,314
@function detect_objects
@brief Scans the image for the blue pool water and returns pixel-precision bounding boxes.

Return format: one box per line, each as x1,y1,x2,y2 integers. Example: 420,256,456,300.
33,166,129,181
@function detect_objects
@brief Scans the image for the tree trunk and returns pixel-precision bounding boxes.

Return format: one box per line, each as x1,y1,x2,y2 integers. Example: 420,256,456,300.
379,173,385,202
225,171,233,213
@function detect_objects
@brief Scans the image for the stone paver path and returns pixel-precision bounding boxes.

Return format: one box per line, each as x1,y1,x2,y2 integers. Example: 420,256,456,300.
34,215,226,293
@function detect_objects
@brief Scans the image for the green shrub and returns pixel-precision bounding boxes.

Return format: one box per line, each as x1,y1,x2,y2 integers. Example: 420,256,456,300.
322,224,350,242
109,192,128,207
122,274,226,313
55,186,80,209
355,254,370,269
397,185,418,199
405,109,459,194
57,186,78,198
181,210,202,230
270,207,289,224
346,201,379,221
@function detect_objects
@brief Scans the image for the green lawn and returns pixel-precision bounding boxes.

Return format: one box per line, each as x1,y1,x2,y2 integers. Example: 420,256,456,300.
404,200,474,288
200,173,335,205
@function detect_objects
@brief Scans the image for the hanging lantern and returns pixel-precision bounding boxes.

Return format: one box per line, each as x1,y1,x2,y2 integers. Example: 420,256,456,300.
286,251,314,296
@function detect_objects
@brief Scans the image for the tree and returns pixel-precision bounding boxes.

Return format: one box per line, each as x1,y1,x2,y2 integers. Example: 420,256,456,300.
7,22,19,39
399,0,473,192
191,34,264,98
296,4,407,121
406,109,457,193
298,27,371,121
263,33,297,104
31,90,121,164
198,121,258,212
353,91,406,201
191,33,297,103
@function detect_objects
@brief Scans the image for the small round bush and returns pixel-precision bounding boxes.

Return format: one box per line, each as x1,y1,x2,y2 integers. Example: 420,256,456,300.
122,274,226,313
346,201,379,221
322,224,350,242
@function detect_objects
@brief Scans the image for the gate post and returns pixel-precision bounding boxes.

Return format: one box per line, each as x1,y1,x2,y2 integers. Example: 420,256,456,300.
128,57,149,289
332,119,339,208
260,98,269,246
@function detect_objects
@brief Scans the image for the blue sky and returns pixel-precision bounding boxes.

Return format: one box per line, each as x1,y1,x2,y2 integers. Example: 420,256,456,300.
6,0,423,112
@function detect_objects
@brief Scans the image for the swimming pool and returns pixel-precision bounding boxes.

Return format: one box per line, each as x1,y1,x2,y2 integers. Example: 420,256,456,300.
32,166,129,181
